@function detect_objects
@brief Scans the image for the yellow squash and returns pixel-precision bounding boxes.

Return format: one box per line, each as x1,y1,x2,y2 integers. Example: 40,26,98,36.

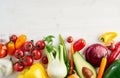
17,63,48,78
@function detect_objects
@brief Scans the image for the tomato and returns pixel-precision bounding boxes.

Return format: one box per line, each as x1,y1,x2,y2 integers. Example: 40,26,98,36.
13,62,24,72
35,40,45,50
14,49,24,59
67,36,73,43
42,56,48,64
32,49,42,60
0,44,7,58
73,38,86,52
23,41,34,52
10,34,17,43
23,55,33,66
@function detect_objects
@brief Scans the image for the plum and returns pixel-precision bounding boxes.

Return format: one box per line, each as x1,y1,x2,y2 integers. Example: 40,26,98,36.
85,44,108,67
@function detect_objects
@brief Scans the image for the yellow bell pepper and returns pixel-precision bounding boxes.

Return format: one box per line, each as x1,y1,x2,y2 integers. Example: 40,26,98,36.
99,32,118,44
17,63,48,78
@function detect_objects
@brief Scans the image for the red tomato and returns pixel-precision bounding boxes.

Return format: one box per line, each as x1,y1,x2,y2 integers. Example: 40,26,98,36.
67,36,73,43
23,55,33,66
35,40,45,50
0,44,7,58
10,34,17,43
73,38,86,52
32,49,42,60
14,49,24,59
42,56,48,64
23,41,34,52
13,62,24,72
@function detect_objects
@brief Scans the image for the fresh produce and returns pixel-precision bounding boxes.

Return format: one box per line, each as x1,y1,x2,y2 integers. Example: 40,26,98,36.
42,56,48,64
13,62,24,72
0,44,7,58
17,63,48,78
73,38,86,52
7,41,15,55
67,73,79,78
23,55,33,66
67,36,73,43
69,44,74,75
45,35,67,78
0,32,120,78
103,60,120,78
14,49,24,59
59,34,68,63
73,52,97,78
32,49,42,60
35,40,45,50
85,44,108,67
23,41,34,52
100,32,118,44
9,34,17,43
97,56,107,78
0,58,13,77
15,34,27,49
106,42,115,51
107,41,120,67
46,44,67,78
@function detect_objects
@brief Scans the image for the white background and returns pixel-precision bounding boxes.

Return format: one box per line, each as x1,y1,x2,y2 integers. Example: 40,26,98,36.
0,0,120,78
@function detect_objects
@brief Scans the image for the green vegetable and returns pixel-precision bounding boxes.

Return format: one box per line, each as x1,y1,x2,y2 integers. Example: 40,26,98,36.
45,35,67,78
59,34,67,62
59,34,70,76
103,60,120,78
73,52,97,78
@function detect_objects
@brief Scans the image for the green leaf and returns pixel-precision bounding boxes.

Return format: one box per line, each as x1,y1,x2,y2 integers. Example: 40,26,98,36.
44,35,55,44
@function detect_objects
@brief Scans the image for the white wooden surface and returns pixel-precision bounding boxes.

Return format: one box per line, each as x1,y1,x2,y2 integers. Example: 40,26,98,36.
0,0,120,78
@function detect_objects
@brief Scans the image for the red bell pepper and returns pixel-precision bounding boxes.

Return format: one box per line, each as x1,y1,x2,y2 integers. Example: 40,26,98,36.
107,42,120,67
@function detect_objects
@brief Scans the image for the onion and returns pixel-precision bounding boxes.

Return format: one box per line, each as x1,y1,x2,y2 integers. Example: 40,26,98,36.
85,44,108,67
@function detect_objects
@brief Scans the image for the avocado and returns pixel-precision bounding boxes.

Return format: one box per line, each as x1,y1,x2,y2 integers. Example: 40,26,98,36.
73,52,97,78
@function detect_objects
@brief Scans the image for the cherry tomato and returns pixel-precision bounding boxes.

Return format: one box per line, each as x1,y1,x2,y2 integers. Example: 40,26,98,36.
42,56,48,64
73,38,86,52
13,62,24,72
32,49,42,60
23,55,33,66
35,40,45,50
67,36,73,43
10,34,17,43
14,49,24,59
0,44,7,58
23,41,34,52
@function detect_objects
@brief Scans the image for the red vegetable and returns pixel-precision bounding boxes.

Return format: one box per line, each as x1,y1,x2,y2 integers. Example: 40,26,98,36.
85,44,108,67
73,38,86,52
42,56,48,64
32,49,42,60
23,55,33,66
35,40,45,50
67,36,73,43
14,49,24,59
9,34,17,43
107,42,120,67
23,41,34,52
0,44,7,58
13,62,24,72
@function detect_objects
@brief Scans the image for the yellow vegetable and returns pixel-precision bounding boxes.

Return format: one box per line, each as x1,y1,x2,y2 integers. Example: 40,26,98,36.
67,73,79,78
17,63,48,78
100,32,118,44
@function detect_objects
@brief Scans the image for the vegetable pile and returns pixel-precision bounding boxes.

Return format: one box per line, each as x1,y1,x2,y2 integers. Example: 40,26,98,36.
0,31,120,78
